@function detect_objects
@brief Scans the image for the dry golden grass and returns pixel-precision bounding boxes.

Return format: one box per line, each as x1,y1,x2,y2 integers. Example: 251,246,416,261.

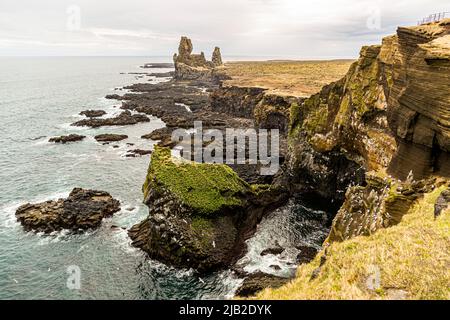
223,60,354,97
254,186,450,300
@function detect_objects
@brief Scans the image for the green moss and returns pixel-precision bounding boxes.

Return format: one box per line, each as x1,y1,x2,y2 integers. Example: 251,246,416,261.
191,217,213,232
302,103,328,134
144,146,251,216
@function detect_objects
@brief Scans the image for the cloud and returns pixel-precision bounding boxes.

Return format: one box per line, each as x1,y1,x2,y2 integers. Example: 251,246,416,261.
0,0,448,57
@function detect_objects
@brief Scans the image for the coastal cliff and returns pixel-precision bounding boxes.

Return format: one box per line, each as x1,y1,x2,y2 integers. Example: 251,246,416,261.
255,20,450,299
129,21,449,297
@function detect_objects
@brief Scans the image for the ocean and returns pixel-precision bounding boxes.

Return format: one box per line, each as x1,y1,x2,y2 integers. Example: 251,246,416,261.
0,57,328,299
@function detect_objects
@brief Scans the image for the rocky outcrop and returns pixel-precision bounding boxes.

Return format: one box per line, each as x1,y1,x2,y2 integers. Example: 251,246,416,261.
128,146,287,272
385,21,450,179
212,47,223,66
283,20,450,213
49,134,85,144
94,134,128,142
126,149,152,157
328,173,442,242
15,188,120,233
72,110,149,128
79,110,106,118
434,187,450,217
173,36,225,81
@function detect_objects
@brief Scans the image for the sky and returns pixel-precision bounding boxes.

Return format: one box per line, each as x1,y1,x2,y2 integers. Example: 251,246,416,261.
0,0,448,59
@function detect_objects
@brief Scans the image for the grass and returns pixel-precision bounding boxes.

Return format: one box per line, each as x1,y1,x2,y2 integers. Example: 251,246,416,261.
223,60,354,97
254,185,450,300
144,146,250,216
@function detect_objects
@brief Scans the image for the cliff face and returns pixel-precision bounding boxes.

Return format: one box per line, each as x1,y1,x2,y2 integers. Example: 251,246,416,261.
385,22,450,179
285,20,449,223
285,44,395,206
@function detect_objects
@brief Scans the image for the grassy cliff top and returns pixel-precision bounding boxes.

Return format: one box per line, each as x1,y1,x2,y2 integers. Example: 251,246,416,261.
223,60,354,97
144,146,250,216
254,186,450,300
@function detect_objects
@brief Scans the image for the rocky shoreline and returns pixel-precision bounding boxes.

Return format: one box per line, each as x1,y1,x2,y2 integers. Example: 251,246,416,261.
16,20,450,298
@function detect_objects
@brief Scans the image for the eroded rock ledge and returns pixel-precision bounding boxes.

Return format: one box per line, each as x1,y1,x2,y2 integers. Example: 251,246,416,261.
16,188,120,233
128,147,287,272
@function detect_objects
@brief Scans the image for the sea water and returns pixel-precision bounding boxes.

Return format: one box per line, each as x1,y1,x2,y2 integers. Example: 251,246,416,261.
0,57,328,299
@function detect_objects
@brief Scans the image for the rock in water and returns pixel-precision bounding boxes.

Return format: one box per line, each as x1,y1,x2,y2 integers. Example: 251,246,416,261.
15,188,120,233
79,110,107,118
49,134,85,144
128,146,287,272
94,134,128,142
72,110,149,128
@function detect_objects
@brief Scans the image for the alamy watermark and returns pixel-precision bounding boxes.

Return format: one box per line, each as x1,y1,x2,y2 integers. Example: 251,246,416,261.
66,5,81,31
66,265,81,290
171,121,280,176
366,264,381,290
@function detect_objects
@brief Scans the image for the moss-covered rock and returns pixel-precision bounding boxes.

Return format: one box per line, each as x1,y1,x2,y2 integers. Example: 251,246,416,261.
129,146,288,272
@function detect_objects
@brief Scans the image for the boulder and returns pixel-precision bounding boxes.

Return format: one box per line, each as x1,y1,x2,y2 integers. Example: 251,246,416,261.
260,242,285,256
49,134,85,144
15,188,120,233
126,149,152,157
72,110,149,128
434,187,450,218
94,134,128,142
79,110,107,118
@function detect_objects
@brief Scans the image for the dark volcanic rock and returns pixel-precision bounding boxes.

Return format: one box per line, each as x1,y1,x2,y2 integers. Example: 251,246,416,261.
296,245,318,264
260,243,285,256
148,71,174,78
235,272,290,297
434,187,450,218
15,188,120,233
79,110,107,118
329,174,439,242
126,149,152,157
49,134,85,144
128,147,288,273
94,134,128,142
72,110,149,128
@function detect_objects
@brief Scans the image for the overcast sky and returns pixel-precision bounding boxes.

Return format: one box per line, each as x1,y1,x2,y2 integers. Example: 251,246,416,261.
0,0,448,58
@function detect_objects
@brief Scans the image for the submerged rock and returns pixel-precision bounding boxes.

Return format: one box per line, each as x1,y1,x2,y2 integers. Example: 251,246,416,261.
49,134,85,144
94,134,128,142
15,188,120,233
72,110,149,128
126,149,152,157
260,242,285,256
79,110,107,118
128,146,287,272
